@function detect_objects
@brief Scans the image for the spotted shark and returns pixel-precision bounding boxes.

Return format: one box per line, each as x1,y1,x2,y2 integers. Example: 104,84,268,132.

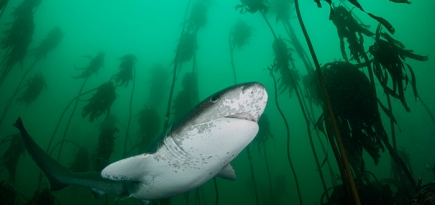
14,82,268,204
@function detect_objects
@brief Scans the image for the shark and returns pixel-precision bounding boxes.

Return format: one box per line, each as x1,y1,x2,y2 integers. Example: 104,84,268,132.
14,82,268,204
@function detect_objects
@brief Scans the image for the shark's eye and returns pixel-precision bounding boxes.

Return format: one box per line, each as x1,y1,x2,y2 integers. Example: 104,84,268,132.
210,96,219,103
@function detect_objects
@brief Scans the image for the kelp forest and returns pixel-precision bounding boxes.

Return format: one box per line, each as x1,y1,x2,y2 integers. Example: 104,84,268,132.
0,0,434,205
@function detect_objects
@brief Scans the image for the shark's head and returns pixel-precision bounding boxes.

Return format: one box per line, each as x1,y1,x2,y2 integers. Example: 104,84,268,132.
171,82,268,135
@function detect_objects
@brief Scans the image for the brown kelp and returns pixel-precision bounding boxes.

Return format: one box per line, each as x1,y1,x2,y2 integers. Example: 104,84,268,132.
25,188,59,205
253,114,275,204
0,5,34,88
29,26,63,62
294,0,363,203
323,179,394,205
93,116,119,171
229,20,253,84
269,0,314,74
69,147,90,173
174,31,197,68
113,54,137,158
93,129,118,171
0,180,20,205
111,54,136,87
0,26,62,128
54,51,106,161
15,72,46,106
253,114,274,152
185,1,208,32
73,51,105,79
331,5,374,62
147,64,169,108
272,37,301,97
0,0,10,18
236,1,304,203
82,82,116,122
320,61,385,180
164,0,208,131
135,106,160,154
172,72,198,122
369,25,428,112
229,20,253,50
0,133,25,183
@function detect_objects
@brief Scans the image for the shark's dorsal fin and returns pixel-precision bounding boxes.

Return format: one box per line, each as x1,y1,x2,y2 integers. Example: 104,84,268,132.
102,154,152,182
216,164,236,180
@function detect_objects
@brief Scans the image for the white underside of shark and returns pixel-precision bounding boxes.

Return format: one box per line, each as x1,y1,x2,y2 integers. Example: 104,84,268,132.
102,118,257,201
102,82,268,204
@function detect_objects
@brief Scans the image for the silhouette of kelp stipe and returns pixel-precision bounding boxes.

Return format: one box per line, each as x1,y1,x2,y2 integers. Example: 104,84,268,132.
16,72,46,106
111,54,136,87
73,51,105,79
369,25,428,112
82,82,116,122
0,133,24,183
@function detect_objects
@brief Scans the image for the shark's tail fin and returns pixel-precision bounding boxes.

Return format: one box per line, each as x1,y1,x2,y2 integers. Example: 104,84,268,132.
13,117,69,191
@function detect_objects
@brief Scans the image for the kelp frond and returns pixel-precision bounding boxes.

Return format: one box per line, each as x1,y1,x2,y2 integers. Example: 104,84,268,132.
369,24,428,112
82,82,116,122
73,51,105,79
0,133,25,183
29,26,63,61
111,54,136,87
235,0,269,14
230,20,253,50
320,61,386,180
16,72,46,106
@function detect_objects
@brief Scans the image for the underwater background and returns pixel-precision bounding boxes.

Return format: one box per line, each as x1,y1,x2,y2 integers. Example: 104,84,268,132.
0,0,434,204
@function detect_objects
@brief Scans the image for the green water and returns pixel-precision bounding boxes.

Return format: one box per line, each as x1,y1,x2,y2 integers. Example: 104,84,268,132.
0,0,434,204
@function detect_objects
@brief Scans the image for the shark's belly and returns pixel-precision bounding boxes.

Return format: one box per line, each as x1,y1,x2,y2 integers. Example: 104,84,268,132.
132,118,258,200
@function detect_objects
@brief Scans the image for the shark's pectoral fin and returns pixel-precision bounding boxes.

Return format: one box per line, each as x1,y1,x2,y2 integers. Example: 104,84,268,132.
101,154,153,181
216,163,236,180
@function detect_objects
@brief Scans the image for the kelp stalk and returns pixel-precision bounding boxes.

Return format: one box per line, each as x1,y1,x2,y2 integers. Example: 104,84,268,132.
0,59,38,127
163,0,192,130
46,86,98,152
229,34,237,84
262,143,274,204
246,146,259,205
294,0,361,204
56,77,89,160
122,66,136,158
268,67,302,204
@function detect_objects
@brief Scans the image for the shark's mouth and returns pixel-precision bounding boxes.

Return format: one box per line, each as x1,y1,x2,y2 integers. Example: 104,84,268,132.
226,113,258,122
